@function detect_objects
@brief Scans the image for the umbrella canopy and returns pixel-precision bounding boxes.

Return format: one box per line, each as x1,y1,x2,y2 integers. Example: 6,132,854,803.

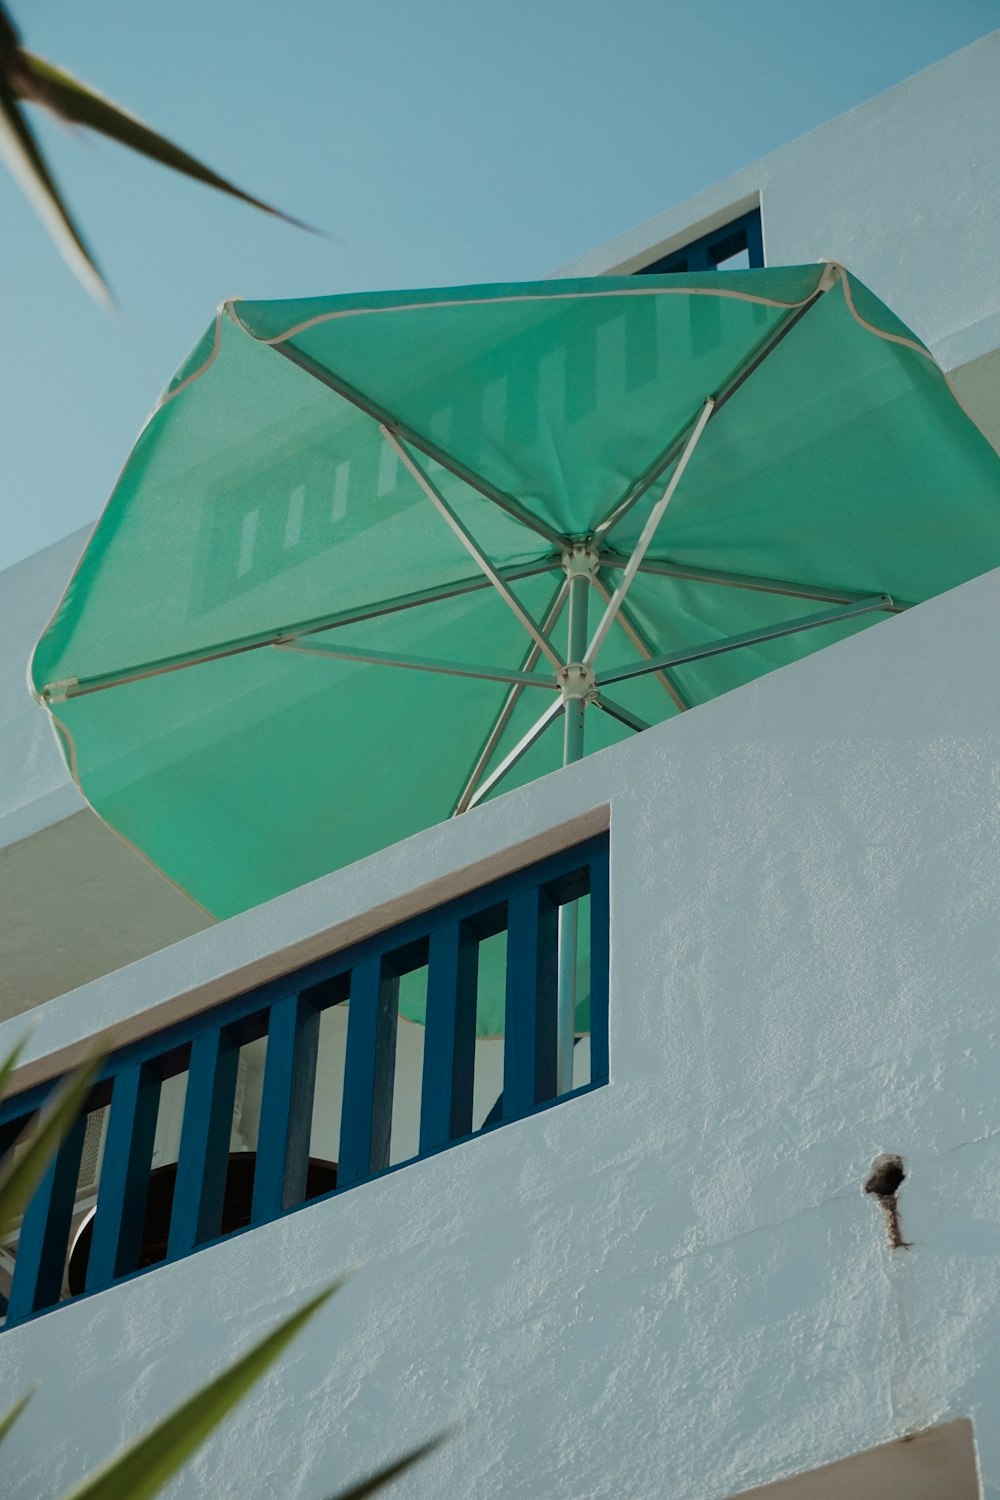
32,264,1000,962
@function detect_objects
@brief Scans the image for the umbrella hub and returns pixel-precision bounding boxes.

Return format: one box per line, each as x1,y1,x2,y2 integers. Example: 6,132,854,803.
557,660,597,703
561,542,600,581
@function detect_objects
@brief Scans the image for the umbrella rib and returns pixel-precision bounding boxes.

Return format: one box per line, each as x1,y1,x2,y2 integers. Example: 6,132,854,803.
606,555,915,611
291,559,562,630
595,595,894,689
267,339,566,549
591,573,689,712
274,639,559,689
592,272,831,543
592,404,712,545
465,699,565,812
584,398,715,667
453,580,569,817
593,694,650,734
382,427,565,673
40,561,560,703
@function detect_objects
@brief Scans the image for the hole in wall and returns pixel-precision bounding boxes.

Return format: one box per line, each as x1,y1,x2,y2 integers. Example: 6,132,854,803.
864,1153,910,1249
864,1153,906,1198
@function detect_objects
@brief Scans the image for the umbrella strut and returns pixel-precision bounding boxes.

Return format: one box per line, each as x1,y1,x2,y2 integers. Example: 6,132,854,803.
585,397,716,667
556,544,598,1091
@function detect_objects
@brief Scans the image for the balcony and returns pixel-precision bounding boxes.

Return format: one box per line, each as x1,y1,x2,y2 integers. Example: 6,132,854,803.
0,828,608,1326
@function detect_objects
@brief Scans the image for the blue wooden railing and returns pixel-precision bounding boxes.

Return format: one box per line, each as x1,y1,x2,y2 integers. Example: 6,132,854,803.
0,835,609,1327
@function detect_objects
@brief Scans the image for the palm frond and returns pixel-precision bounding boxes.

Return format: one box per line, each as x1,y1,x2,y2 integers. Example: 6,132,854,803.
0,70,109,302
61,1283,343,1500
0,1050,103,1242
0,1389,33,1447
326,1435,448,1500
12,50,318,233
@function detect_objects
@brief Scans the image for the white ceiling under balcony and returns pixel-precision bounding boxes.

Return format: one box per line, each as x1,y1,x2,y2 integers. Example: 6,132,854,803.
0,810,210,1020
0,529,210,1022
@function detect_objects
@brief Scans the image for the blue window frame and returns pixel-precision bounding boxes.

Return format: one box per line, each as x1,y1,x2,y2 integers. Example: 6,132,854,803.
0,835,609,1326
635,207,764,274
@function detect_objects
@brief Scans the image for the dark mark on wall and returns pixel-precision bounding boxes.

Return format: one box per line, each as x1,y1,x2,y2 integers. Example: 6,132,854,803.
864,1154,911,1249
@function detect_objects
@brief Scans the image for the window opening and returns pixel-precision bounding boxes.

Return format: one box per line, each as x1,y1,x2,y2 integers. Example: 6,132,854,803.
635,206,763,274
206,1032,266,1241
472,925,508,1132
308,997,350,1185
390,946,429,1167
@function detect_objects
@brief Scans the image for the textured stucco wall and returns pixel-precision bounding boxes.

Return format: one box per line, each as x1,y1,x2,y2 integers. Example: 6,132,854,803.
0,565,998,1499
558,30,1000,374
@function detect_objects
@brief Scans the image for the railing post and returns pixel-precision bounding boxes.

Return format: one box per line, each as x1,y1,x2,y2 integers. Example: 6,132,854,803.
167,1027,240,1257
6,1114,86,1323
420,922,479,1153
338,959,399,1188
251,994,321,1222
588,845,610,1084
86,1063,160,1292
503,884,559,1118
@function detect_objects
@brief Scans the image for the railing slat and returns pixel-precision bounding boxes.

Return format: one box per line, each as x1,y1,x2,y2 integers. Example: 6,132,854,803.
420,922,479,1153
86,1063,160,1291
6,1115,86,1324
252,994,321,1222
588,846,610,1084
339,959,399,1187
167,1027,240,1258
503,886,559,1118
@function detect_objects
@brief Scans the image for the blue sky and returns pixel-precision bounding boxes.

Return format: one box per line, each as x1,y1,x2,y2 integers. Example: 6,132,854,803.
2,0,998,570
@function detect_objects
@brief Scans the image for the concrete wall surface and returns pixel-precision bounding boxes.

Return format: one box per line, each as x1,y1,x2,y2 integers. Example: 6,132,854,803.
559,30,1000,375
0,561,998,1499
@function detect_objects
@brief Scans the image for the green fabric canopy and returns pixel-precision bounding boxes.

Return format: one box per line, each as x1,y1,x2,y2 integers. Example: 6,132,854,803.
32,264,1000,1032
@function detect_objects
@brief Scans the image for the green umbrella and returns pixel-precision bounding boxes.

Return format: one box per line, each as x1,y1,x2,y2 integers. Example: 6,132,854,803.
31,262,1000,1035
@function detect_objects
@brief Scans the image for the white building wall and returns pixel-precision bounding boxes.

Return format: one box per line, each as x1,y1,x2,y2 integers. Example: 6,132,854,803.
0,564,998,1499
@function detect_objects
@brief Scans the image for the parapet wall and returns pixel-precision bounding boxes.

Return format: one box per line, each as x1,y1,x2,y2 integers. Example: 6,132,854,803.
0,567,998,1498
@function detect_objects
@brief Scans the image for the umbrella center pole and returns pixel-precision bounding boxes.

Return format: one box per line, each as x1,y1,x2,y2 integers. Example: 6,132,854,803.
559,543,599,765
557,545,597,1093
559,542,600,749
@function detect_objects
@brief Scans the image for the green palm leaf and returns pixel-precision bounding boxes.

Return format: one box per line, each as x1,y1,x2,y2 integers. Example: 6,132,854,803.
0,0,314,301
0,1036,443,1498
61,1283,342,1500
12,49,317,233
0,1049,103,1242
0,1389,33,1447
327,1436,447,1500
0,1036,27,1107
0,70,109,302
